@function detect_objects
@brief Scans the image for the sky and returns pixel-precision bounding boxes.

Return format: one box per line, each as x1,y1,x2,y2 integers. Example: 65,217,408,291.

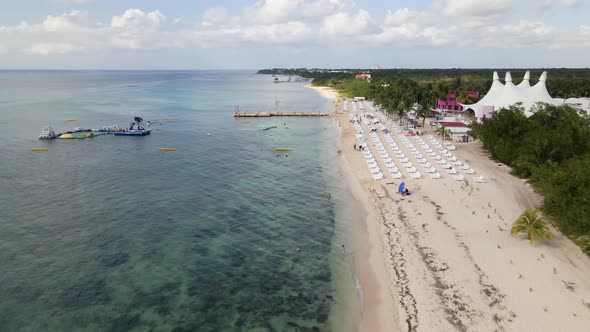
0,0,588,69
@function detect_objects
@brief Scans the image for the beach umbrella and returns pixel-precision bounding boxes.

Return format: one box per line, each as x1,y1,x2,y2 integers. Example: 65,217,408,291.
398,182,405,194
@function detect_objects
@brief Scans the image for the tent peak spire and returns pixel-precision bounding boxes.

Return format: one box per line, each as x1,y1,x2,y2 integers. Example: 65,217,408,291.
493,71,499,81
539,71,548,82
523,71,530,81
505,72,512,83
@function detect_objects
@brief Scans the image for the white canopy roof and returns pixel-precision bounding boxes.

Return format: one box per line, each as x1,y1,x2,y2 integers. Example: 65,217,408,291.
462,71,558,119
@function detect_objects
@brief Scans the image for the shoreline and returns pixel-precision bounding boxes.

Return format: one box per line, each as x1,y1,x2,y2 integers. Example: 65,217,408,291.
309,83,402,331
309,83,590,331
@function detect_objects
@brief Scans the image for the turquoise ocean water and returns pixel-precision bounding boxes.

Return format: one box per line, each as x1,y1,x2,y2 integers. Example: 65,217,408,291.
0,71,361,331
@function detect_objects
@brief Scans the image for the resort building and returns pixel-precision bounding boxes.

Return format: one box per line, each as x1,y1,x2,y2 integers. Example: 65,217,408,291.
355,73,372,81
437,121,471,142
555,97,590,116
437,91,480,111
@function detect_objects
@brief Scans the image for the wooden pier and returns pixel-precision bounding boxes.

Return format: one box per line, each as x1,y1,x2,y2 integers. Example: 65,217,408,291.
233,112,331,117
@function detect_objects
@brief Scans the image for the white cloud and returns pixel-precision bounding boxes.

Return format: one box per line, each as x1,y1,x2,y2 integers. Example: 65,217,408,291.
539,0,581,9
201,7,230,27
0,1,589,61
111,9,165,29
42,10,89,31
321,9,376,37
443,0,516,17
384,8,414,26
49,0,92,4
27,43,82,55
303,0,355,19
244,0,304,24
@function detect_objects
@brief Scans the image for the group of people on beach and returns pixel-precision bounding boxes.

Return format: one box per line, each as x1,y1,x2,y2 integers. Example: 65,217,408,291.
353,143,365,151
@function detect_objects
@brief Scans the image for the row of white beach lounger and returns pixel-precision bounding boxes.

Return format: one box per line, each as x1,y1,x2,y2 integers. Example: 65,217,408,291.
353,120,385,180
349,101,487,183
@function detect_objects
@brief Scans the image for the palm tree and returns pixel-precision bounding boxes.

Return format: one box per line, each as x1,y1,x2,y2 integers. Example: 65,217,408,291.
416,105,433,128
435,126,452,141
456,90,475,104
511,209,552,244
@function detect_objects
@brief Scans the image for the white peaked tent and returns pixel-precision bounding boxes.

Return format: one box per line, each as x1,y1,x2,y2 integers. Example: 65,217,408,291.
462,71,558,120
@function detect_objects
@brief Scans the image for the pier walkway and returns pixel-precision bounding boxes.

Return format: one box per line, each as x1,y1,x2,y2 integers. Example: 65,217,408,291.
233,112,332,117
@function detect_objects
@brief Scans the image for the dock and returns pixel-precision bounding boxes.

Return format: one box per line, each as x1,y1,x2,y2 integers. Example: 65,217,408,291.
233,112,331,117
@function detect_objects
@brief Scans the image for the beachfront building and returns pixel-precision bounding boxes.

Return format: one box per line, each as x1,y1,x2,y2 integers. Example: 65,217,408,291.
554,97,590,116
355,73,372,81
437,91,480,111
437,121,471,142
462,71,558,121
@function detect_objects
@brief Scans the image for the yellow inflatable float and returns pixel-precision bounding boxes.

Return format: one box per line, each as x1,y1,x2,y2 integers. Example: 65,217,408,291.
275,148,294,152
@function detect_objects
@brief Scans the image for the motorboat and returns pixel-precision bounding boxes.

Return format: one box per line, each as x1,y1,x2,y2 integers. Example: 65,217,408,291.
113,118,151,136
39,126,58,140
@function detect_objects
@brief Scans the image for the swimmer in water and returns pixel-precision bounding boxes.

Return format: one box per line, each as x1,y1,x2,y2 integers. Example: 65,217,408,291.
296,246,301,252
341,245,346,256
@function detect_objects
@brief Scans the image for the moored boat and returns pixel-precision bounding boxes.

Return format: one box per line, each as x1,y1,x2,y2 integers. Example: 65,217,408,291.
39,126,58,140
113,117,151,136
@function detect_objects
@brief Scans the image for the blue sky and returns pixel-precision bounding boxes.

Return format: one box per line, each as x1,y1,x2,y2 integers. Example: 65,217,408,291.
0,0,588,69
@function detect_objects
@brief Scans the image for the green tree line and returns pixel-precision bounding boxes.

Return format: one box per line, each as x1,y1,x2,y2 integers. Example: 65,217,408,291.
469,105,590,254
258,68,590,98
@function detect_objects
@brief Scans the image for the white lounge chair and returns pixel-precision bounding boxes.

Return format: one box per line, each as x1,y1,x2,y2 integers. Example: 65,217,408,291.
473,175,486,183
410,171,422,179
465,168,475,174
430,172,441,179
454,174,465,181
372,172,384,180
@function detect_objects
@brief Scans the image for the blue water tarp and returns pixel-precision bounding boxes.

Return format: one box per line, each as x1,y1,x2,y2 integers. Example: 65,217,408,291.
398,182,405,194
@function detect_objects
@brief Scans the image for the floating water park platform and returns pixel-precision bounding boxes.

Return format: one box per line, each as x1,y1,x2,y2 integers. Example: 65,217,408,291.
233,111,331,117
38,117,151,140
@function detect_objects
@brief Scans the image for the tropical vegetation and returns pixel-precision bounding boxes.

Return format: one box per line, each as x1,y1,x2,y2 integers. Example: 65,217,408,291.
511,209,552,244
470,104,590,254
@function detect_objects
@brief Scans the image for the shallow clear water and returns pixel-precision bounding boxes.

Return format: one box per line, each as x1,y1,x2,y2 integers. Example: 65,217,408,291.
0,71,360,331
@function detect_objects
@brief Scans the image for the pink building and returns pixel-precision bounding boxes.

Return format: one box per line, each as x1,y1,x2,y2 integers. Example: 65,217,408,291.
355,73,372,81
437,91,480,111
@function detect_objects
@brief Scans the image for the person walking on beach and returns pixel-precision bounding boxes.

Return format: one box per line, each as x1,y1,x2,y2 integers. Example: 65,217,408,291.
353,143,356,150
341,245,346,256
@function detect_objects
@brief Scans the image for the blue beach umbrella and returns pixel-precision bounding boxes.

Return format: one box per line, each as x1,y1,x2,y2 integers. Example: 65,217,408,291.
398,182,405,194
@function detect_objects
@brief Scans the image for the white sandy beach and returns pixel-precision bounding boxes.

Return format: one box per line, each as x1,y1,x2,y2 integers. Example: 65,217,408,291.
311,85,590,332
